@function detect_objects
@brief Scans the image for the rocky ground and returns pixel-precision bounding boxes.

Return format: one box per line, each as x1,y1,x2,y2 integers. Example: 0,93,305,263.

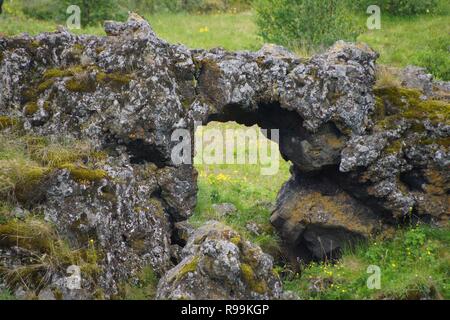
0,14,448,299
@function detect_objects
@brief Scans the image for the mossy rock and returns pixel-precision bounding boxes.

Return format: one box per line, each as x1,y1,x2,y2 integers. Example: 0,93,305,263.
197,58,223,104
65,77,97,93
24,102,39,116
0,163,49,204
96,72,133,89
43,66,85,79
37,79,55,93
120,265,158,300
374,86,450,128
384,139,403,154
0,217,55,252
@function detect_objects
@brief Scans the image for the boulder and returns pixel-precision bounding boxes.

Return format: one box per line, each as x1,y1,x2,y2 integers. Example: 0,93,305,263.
156,221,282,300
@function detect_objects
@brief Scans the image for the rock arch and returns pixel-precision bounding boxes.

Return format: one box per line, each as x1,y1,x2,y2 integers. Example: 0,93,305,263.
1,15,448,295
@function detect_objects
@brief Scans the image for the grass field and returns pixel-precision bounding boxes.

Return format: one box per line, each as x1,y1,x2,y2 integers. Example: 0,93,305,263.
0,12,262,51
191,122,290,256
359,14,450,80
284,225,450,300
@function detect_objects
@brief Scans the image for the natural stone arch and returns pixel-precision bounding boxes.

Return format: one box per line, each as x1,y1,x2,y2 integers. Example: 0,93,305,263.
1,15,448,297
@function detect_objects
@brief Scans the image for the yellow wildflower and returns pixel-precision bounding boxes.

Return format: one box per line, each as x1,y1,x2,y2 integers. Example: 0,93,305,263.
216,173,229,181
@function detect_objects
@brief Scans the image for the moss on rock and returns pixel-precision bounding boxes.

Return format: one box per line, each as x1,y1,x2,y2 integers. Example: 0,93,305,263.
0,117,18,130
24,102,39,116
43,66,85,79
240,263,268,294
175,256,199,282
96,71,133,88
374,86,450,128
384,139,403,154
65,77,97,93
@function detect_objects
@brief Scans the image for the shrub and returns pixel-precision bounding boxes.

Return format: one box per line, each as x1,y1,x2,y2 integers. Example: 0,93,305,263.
21,0,66,21
182,0,253,13
254,0,364,51
184,0,228,13
413,50,450,81
117,0,252,14
21,0,126,26
118,0,183,14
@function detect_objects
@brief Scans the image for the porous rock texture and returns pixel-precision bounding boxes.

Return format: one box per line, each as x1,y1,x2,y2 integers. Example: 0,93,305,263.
0,14,448,299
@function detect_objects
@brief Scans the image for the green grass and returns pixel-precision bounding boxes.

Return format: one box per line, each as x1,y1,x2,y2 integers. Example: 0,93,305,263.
191,122,290,256
0,11,262,51
148,12,262,50
0,289,16,300
358,14,450,80
121,266,159,300
283,224,450,300
0,15,106,37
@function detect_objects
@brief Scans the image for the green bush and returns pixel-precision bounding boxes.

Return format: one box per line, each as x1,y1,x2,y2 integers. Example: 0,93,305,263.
255,0,364,51
20,0,252,20
118,0,184,14
353,0,439,16
67,0,126,26
21,0,126,26
182,0,253,13
411,33,450,81
21,0,67,21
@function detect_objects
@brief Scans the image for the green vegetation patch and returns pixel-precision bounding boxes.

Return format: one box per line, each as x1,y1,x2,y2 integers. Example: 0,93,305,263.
284,224,450,299
96,72,133,89
0,132,108,204
65,77,97,93
0,132,105,293
59,164,108,183
121,266,159,300
191,122,289,259
176,256,199,282
374,86,450,127
240,262,268,294
0,117,18,130
0,215,102,291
